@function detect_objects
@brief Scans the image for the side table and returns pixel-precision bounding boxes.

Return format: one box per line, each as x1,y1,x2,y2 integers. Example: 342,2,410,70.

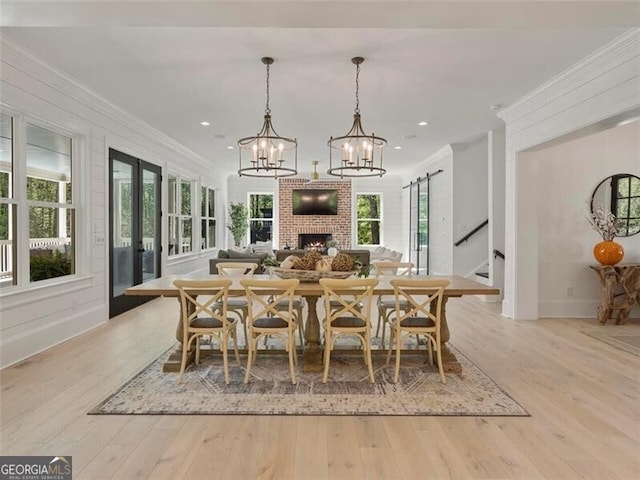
589,264,640,324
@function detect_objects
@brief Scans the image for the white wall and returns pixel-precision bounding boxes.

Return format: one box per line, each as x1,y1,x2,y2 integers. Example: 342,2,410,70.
404,146,454,275
0,39,221,368
499,28,640,319
488,128,506,300
530,121,640,317
452,138,489,276
405,139,492,277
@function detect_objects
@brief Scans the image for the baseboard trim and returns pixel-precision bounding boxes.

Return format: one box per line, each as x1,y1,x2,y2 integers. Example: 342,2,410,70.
1,305,107,369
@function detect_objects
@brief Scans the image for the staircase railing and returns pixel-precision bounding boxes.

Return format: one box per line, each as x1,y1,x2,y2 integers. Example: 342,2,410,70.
454,219,488,247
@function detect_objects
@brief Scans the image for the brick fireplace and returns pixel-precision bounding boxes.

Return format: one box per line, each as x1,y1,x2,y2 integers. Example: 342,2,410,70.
278,178,352,249
298,233,332,250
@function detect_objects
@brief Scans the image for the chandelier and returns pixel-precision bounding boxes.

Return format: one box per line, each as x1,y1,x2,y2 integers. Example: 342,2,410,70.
327,57,387,178
237,57,297,178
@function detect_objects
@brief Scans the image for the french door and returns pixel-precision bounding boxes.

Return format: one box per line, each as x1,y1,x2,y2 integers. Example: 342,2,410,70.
109,149,161,317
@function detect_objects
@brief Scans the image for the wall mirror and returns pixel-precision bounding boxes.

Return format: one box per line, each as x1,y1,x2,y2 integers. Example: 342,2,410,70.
591,173,640,237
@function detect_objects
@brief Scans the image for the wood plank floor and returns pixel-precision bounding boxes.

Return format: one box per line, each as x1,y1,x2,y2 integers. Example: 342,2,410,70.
1,296,638,480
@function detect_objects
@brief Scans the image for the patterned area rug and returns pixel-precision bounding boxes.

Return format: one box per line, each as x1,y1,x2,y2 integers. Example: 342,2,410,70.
90,346,528,416
583,330,640,357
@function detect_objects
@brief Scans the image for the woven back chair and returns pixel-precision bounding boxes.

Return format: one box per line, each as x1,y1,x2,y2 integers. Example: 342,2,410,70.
173,278,239,384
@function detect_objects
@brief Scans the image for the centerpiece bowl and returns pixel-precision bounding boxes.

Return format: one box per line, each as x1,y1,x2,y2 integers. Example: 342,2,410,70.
271,267,356,282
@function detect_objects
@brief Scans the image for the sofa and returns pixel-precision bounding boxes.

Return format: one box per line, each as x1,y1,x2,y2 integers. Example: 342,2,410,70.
209,249,268,274
275,249,370,266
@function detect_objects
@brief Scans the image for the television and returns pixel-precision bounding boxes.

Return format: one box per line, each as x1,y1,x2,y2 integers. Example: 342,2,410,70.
292,189,338,215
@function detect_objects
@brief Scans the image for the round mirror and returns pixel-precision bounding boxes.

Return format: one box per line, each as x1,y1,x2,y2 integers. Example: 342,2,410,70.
591,173,640,237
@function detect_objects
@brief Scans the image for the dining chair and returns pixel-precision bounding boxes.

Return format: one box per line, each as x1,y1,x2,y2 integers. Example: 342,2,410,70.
214,261,258,347
241,278,300,384
386,278,449,383
270,295,305,346
373,261,414,347
173,278,240,384
319,277,378,384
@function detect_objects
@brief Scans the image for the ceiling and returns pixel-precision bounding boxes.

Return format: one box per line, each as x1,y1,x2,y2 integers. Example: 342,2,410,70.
0,1,636,178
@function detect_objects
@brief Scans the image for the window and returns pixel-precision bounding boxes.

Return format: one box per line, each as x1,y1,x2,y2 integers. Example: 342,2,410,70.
201,186,216,249
0,113,14,287
611,174,640,236
248,193,273,243
27,123,75,282
181,180,192,253
167,175,194,256
356,193,382,245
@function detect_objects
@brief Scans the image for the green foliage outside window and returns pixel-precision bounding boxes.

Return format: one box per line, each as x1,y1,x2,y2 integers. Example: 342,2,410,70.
181,181,191,215
0,173,8,240
249,194,273,243
142,182,156,238
28,177,58,202
356,194,381,245
29,206,57,238
30,250,71,282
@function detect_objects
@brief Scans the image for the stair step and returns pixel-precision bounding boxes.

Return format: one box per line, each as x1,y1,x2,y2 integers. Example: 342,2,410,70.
476,272,489,279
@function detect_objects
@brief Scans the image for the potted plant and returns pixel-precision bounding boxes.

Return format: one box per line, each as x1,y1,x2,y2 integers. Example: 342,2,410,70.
262,255,280,275
326,239,339,257
227,202,249,247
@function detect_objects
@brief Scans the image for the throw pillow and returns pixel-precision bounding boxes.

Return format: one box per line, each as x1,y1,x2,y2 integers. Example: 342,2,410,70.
252,240,274,257
217,249,230,258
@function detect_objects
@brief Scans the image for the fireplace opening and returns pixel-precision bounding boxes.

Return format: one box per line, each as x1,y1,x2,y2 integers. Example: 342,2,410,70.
298,233,332,252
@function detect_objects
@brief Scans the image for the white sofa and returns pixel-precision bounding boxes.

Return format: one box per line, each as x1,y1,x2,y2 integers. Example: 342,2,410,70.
370,246,403,263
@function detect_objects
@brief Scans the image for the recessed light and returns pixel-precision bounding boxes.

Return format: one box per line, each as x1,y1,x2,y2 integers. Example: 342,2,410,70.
418,121,428,126
394,146,402,150
226,146,234,150
200,121,210,126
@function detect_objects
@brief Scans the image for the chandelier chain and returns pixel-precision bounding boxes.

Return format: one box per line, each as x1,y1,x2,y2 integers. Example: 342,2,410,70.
265,62,271,115
354,62,360,114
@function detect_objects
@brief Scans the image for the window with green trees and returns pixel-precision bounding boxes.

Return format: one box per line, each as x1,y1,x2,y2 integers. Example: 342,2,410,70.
201,186,216,249
0,113,13,286
167,175,195,256
356,193,381,245
249,193,273,243
26,123,74,282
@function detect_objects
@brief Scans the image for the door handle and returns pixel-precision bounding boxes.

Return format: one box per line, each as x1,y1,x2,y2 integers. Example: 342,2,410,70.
137,248,146,253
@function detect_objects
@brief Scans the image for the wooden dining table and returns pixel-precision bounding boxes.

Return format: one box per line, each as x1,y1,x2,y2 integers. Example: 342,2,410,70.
126,273,500,373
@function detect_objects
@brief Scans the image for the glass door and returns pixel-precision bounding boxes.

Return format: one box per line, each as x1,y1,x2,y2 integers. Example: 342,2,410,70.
109,149,161,317
408,181,430,274
417,189,429,274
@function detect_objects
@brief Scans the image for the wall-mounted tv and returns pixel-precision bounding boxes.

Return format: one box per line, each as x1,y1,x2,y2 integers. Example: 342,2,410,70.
292,189,338,215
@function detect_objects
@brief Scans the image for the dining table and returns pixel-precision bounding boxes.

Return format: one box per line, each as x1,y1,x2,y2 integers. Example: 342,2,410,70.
125,273,500,373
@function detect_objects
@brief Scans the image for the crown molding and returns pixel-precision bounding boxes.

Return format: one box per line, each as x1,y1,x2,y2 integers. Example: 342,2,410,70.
0,36,211,172
498,28,640,124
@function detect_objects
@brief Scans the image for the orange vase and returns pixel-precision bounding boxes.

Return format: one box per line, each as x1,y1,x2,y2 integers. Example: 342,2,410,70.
593,240,624,265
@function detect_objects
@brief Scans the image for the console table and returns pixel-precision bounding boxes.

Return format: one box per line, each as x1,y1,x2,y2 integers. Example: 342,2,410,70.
589,264,640,324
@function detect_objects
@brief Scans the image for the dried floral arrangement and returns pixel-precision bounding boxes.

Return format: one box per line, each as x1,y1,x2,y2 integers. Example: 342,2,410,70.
587,204,622,241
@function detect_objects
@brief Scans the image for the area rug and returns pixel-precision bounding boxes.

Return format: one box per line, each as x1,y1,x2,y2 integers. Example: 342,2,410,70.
583,330,640,357
90,346,528,416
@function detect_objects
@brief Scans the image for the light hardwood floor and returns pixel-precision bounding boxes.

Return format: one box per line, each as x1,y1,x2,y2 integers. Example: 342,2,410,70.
1,296,638,480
